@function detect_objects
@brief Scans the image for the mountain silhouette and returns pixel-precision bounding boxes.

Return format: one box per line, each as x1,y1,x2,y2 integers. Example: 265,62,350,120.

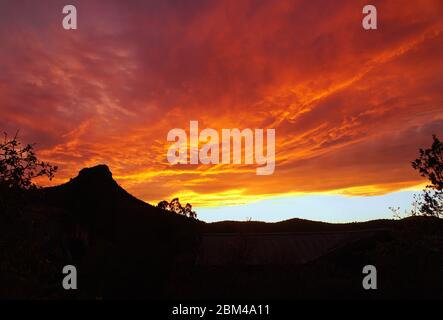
46,164,154,213
3,165,201,299
1,165,442,299
42,164,200,238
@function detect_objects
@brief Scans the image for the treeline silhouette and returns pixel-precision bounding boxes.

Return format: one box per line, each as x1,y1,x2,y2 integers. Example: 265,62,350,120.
157,198,197,219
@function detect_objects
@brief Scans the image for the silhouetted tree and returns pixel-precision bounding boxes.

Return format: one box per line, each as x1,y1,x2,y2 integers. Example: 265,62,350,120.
0,134,64,298
0,131,57,190
411,135,443,217
156,198,197,219
184,203,197,219
170,197,183,214
190,211,197,219
157,200,170,211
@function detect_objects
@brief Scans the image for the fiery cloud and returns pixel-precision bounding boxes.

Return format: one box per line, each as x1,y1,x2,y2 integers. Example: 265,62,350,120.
1,0,443,207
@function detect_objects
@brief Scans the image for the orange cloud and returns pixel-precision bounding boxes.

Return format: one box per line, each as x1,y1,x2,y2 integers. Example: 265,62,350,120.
1,0,443,207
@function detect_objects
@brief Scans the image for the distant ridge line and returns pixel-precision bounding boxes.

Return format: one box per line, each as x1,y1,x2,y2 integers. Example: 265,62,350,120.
201,228,389,236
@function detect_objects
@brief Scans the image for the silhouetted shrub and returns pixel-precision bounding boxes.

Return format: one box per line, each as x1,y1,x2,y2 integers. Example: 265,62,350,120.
412,135,443,217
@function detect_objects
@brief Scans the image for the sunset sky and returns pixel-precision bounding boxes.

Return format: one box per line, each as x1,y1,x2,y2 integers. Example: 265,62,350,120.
1,0,443,222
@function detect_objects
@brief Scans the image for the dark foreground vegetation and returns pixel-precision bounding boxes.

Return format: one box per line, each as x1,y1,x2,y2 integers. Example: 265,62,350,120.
0,164,442,299
1,133,442,299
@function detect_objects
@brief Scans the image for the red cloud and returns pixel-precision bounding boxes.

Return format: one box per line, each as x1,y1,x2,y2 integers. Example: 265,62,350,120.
1,0,442,206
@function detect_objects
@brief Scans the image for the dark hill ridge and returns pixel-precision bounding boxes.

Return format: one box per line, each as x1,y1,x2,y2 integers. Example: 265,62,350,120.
42,164,398,235
45,164,149,210
1,164,442,299
42,164,200,237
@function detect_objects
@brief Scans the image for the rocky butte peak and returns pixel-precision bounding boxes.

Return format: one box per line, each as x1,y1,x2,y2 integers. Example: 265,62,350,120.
76,164,114,183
